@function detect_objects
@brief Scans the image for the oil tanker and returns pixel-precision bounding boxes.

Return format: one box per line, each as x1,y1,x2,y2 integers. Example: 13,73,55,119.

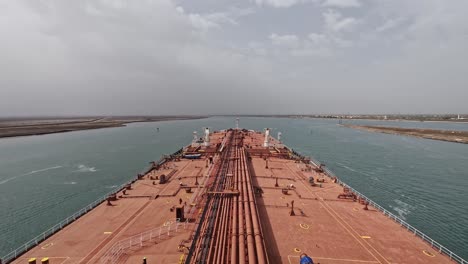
2,124,466,264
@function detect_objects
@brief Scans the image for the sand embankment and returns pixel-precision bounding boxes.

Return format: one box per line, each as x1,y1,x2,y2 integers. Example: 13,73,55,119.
343,124,468,144
0,116,206,138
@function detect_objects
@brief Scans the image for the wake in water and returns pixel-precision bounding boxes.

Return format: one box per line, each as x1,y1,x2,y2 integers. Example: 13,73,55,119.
389,199,416,220
0,166,63,185
73,164,97,173
336,162,374,177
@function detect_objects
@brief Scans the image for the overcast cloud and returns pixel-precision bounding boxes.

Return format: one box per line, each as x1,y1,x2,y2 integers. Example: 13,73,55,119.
0,0,467,115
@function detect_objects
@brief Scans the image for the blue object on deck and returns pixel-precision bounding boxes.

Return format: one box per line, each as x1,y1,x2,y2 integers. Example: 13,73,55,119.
300,255,314,264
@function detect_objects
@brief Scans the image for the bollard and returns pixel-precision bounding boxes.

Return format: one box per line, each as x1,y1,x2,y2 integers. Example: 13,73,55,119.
143,257,147,264
290,200,295,216
363,201,369,210
28,258,37,264
41,257,49,264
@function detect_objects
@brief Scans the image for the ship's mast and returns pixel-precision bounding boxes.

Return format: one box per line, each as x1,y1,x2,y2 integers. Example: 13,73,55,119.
192,131,198,144
204,128,210,147
263,128,270,147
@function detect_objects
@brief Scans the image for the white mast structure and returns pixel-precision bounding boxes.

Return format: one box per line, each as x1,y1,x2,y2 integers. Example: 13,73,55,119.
263,128,270,147
204,127,210,147
192,131,198,144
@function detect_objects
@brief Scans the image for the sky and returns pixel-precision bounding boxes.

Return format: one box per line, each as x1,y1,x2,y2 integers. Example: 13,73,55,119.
0,0,467,116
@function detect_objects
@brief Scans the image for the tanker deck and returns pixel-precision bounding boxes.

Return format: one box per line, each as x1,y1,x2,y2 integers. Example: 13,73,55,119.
5,129,461,264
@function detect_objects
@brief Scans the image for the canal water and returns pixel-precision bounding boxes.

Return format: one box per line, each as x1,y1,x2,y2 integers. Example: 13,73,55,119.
1,117,467,259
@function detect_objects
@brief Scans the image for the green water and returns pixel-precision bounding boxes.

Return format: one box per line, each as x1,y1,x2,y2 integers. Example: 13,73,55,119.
1,117,467,259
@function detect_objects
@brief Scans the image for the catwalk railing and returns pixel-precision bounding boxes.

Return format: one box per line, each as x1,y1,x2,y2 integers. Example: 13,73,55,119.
0,181,132,263
312,157,467,264
100,218,190,264
0,151,180,264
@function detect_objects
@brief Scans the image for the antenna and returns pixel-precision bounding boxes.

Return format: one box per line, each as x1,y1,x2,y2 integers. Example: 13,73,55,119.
236,118,240,129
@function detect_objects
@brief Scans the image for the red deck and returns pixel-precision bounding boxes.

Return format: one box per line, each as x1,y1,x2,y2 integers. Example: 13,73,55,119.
11,129,455,264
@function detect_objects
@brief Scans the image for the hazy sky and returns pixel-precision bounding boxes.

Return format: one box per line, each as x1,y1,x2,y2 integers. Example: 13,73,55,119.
1,0,467,115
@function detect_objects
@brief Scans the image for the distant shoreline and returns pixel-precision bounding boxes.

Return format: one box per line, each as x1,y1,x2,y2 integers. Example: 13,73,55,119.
343,124,468,144
0,116,207,139
220,115,468,124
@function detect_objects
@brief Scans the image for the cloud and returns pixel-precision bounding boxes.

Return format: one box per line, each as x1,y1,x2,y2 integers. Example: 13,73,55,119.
187,13,220,31
308,33,329,44
376,17,405,32
269,33,299,48
248,41,268,56
322,0,361,8
176,6,240,32
323,9,359,32
0,0,273,115
1,0,468,115
253,0,311,8
290,47,332,57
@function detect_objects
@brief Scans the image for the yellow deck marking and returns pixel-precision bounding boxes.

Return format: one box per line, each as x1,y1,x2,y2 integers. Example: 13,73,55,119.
104,231,112,235
299,223,310,229
302,184,385,264
41,243,54,249
293,248,301,253
325,203,390,263
353,207,359,211
164,220,173,226
24,257,69,264
361,236,371,239
423,250,435,257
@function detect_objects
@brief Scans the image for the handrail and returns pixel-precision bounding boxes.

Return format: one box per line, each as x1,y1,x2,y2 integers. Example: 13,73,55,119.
1,149,180,264
1,181,130,263
100,218,190,264
317,162,467,264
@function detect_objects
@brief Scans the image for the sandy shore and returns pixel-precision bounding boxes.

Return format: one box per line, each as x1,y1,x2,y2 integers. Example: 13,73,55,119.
0,116,207,138
343,124,468,144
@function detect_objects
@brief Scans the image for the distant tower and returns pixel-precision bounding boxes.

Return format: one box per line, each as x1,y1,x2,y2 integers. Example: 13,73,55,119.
277,132,282,143
263,128,270,148
236,118,240,129
204,128,210,147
